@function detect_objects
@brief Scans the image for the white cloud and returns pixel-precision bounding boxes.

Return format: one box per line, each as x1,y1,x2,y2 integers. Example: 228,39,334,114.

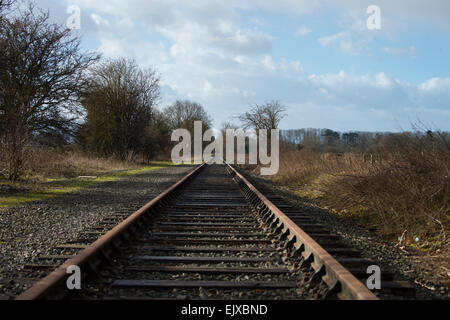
50,0,450,131
318,31,347,47
70,0,450,33
156,21,272,56
90,13,110,27
70,0,450,60
382,46,417,58
297,26,311,37
375,73,393,87
419,78,450,92
317,27,374,56
85,27,450,130
203,80,213,95
262,55,276,71
248,0,450,28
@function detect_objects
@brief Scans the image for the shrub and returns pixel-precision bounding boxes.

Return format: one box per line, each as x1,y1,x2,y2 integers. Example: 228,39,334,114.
269,131,449,245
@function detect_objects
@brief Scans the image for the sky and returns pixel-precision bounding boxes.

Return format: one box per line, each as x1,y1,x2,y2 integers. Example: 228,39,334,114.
32,0,450,132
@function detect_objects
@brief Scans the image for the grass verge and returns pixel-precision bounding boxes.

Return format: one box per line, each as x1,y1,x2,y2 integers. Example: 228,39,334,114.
259,133,449,251
0,162,173,210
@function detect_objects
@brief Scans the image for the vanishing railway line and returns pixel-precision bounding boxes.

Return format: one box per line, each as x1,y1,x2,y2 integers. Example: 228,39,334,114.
16,164,415,300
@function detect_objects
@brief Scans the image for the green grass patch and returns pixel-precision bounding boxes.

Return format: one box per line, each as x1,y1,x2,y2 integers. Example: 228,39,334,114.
291,173,336,200
0,164,170,210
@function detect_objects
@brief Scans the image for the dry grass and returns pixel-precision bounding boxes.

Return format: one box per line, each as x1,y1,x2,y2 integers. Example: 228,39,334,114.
0,147,145,181
0,146,172,190
0,147,174,210
267,133,450,249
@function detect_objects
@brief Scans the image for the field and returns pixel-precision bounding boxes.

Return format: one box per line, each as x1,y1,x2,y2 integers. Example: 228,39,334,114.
263,134,449,251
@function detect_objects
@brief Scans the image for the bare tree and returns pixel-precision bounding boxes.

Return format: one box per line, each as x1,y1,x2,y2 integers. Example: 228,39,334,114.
237,100,286,157
221,121,239,132
0,0,15,79
80,58,160,161
164,101,213,155
238,100,287,130
0,5,99,180
165,100,212,134
0,0,15,14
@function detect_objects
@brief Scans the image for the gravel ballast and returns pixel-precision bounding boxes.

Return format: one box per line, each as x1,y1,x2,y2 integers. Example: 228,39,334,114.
0,165,194,299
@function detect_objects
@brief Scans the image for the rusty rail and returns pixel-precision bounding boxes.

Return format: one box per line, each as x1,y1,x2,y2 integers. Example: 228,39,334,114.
16,164,206,300
225,163,378,300
17,163,379,300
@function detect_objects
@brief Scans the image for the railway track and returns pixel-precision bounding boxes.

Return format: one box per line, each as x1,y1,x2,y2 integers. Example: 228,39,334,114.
16,164,415,300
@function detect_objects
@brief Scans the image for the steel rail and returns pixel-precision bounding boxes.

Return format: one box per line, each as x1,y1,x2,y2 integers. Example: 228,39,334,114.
16,163,207,300
225,163,379,300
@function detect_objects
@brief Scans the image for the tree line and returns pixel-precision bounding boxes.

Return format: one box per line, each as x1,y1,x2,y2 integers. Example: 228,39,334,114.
280,128,450,154
0,2,214,180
